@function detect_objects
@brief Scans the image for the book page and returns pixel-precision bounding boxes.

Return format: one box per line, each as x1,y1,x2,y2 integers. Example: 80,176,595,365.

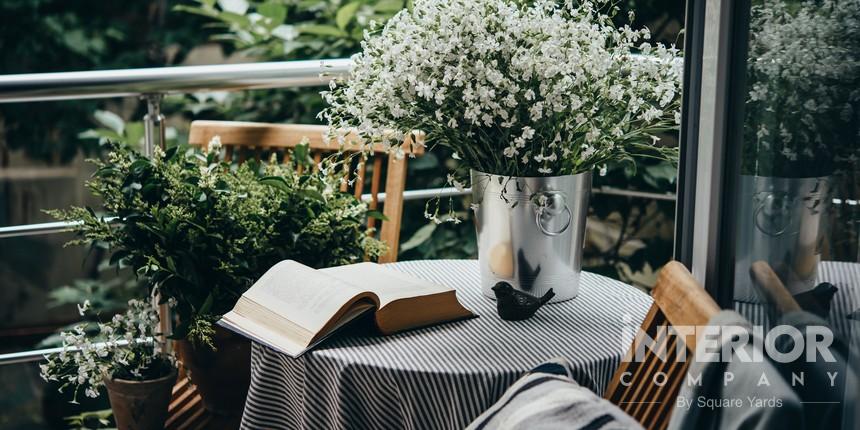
242,260,367,335
322,262,451,307
221,300,374,358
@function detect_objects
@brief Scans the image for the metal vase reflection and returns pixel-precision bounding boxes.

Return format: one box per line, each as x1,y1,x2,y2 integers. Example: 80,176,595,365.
734,175,831,302
471,170,591,303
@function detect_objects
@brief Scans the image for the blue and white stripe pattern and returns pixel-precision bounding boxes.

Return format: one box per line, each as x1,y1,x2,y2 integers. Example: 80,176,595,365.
734,261,860,340
240,259,653,430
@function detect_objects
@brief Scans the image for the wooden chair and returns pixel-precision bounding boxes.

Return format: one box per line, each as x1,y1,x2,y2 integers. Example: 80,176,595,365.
164,370,211,430
166,120,424,430
749,260,802,315
604,261,721,430
186,120,424,263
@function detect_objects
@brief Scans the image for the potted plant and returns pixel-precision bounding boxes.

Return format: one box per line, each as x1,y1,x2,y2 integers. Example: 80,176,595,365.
50,140,386,416
40,299,177,430
322,0,682,301
735,0,860,300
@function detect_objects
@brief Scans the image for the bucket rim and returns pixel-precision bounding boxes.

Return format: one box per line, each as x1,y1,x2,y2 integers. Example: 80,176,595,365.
470,169,593,181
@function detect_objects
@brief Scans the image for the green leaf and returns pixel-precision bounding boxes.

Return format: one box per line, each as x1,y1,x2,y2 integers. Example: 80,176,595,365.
217,0,249,14
292,141,313,166
366,210,388,221
93,166,118,177
199,293,214,314
217,11,251,28
400,222,436,252
129,158,151,174
257,1,287,27
298,189,325,202
260,176,290,192
271,24,298,41
109,250,130,266
336,1,362,30
93,110,125,134
125,122,145,148
173,5,221,18
299,24,347,38
374,0,405,13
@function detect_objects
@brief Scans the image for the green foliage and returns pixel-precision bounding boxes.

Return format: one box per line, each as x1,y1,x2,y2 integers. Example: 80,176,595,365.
0,0,210,162
49,142,385,346
176,0,408,59
48,276,141,316
173,0,409,125
63,408,114,430
587,157,677,285
77,110,179,152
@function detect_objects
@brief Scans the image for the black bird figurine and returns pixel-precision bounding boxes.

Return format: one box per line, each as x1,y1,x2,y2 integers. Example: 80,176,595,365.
492,281,555,321
794,282,838,318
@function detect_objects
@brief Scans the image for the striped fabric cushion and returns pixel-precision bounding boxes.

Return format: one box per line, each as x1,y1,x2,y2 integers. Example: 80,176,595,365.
466,358,643,430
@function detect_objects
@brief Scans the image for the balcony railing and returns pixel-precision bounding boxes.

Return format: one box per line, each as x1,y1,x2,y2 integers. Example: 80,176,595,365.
0,58,687,366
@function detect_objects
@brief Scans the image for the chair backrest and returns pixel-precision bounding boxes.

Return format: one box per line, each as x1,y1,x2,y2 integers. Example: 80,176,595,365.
603,261,720,430
749,260,802,314
187,120,424,263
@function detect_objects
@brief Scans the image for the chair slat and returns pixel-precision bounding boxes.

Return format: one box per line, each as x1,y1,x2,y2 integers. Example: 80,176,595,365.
623,322,669,412
367,157,383,233
378,155,408,263
354,156,367,200
312,152,322,172
237,146,247,163
340,156,351,193
636,334,679,424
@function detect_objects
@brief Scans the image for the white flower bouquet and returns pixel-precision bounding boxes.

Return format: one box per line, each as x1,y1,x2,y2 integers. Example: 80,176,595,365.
321,0,683,178
40,299,175,402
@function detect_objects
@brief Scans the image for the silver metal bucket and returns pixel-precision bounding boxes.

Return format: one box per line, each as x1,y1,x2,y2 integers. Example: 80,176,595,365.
733,175,831,302
471,170,592,303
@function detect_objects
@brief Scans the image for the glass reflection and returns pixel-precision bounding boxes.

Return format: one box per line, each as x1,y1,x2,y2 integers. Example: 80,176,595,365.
731,1,860,428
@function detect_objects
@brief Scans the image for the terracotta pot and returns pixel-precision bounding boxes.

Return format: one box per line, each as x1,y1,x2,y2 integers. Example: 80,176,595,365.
176,325,251,417
104,369,177,430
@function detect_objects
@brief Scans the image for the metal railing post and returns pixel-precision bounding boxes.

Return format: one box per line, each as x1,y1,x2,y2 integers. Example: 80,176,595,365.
141,93,172,351
142,93,166,155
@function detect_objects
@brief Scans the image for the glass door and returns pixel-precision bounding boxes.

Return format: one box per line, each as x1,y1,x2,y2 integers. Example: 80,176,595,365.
680,0,859,427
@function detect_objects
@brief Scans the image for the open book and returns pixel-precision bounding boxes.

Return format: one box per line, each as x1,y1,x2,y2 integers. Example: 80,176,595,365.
219,260,475,358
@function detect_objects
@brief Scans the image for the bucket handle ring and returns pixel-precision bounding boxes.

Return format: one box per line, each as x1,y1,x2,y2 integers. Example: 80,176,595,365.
534,191,571,236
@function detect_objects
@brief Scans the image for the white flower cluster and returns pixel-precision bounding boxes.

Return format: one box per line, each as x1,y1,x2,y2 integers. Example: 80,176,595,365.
745,0,860,175
322,0,682,177
40,299,173,402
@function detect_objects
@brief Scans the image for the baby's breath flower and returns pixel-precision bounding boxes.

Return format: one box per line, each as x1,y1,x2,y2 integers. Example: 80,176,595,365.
322,0,681,179
206,135,222,154
743,0,860,176
40,299,173,403
77,300,91,316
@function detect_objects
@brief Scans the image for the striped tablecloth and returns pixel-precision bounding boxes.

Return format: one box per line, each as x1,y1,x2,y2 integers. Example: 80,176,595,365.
240,259,653,430
734,261,860,340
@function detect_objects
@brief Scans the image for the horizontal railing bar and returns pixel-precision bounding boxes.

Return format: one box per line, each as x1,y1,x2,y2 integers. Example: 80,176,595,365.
0,59,350,103
5,184,854,239
0,338,147,366
593,186,677,201
0,220,84,239
0,54,680,104
0,186,678,239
